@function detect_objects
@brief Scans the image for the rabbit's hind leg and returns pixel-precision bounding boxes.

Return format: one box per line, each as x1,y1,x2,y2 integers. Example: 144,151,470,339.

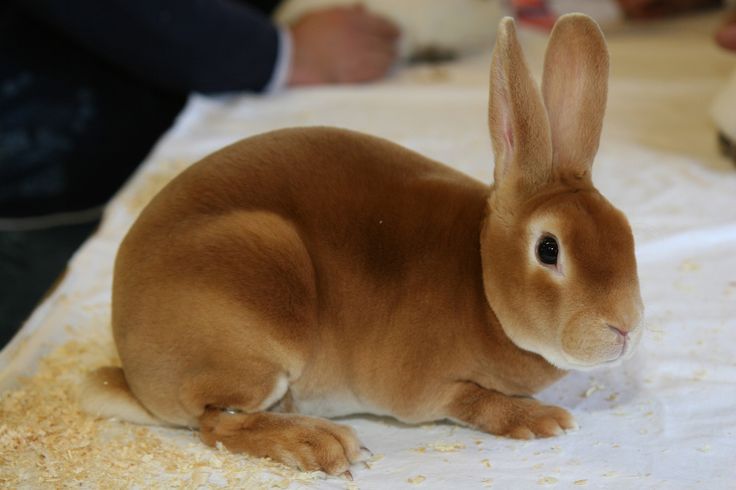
183,363,363,475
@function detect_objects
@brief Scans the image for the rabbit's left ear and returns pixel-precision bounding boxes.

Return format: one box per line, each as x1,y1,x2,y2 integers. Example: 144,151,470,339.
489,18,553,198
542,14,609,177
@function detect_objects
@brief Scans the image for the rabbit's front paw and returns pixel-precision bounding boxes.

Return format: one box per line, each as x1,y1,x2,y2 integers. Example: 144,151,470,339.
447,383,578,440
501,399,577,439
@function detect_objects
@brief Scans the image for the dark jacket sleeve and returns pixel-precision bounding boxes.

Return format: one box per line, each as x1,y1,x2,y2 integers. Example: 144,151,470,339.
14,0,280,94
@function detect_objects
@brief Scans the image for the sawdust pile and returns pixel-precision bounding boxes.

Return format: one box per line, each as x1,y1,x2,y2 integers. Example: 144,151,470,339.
0,338,318,489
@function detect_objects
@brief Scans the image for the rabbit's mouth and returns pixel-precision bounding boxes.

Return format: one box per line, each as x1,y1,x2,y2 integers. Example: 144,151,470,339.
606,324,630,362
616,322,643,362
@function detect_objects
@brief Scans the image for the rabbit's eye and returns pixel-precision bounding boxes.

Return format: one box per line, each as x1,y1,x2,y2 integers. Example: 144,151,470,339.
537,236,559,265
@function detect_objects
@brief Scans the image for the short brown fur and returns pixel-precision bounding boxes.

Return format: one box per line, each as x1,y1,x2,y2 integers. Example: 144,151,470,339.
85,15,643,475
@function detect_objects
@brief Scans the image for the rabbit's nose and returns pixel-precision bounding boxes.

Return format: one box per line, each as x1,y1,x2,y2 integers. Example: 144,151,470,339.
607,324,629,341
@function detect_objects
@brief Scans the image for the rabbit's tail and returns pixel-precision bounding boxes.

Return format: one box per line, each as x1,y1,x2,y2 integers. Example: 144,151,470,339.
79,366,161,426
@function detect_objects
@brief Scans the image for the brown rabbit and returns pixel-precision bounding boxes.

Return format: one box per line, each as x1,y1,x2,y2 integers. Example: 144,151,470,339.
82,14,643,476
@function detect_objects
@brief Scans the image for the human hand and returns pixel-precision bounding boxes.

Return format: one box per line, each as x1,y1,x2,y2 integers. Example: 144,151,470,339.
716,15,736,51
287,5,400,86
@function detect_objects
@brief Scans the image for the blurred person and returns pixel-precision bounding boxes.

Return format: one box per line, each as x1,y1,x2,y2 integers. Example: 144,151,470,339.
613,0,736,51
0,0,399,347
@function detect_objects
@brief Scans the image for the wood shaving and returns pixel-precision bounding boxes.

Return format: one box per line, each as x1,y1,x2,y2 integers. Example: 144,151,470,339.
581,381,605,398
537,476,558,485
191,469,210,485
0,338,320,489
574,479,588,485
364,453,384,469
414,441,466,453
482,478,493,487
430,442,465,452
481,458,492,468
407,475,426,485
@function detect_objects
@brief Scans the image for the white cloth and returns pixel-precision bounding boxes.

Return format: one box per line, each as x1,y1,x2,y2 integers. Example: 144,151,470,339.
1,12,735,490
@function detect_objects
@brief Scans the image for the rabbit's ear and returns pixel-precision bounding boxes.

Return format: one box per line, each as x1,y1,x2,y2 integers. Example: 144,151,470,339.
542,14,609,177
489,17,553,197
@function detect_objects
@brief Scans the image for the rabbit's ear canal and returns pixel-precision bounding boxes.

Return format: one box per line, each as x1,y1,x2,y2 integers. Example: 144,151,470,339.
489,17,553,198
542,14,609,177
